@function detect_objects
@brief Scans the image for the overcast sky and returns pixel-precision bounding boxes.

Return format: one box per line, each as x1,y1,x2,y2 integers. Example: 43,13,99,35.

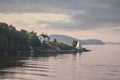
0,0,120,42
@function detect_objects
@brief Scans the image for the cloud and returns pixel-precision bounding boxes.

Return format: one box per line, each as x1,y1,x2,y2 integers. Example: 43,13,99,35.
41,0,120,30
0,0,120,31
0,0,83,14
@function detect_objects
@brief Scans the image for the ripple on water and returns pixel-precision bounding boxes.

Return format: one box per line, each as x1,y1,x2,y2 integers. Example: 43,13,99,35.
0,62,58,80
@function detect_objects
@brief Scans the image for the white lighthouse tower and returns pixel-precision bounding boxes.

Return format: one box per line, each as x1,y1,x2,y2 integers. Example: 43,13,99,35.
76,41,82,50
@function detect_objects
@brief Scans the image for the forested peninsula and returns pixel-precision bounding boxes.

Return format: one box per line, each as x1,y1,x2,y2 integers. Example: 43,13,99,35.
0,22,80,56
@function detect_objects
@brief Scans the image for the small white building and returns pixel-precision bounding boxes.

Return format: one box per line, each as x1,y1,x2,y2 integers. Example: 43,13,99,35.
38,34,50,44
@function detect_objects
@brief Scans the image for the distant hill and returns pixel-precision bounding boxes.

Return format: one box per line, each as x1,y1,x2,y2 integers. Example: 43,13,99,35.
84,39,105,45
106,42,120,44
48,34,105,46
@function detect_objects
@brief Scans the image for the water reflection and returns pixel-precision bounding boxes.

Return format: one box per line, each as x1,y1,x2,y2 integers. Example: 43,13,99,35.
73,52,81,62
0,56,26,80
0,45,120,80
0,56,26,71
0,52,81,80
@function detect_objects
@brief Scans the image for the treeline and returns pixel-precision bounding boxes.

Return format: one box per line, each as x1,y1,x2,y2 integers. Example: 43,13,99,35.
0,22,41,54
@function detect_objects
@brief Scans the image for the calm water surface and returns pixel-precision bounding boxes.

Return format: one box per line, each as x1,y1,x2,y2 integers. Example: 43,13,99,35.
0,45,120,80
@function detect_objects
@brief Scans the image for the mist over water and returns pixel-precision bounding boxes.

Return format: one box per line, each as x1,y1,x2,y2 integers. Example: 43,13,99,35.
0,45,120,80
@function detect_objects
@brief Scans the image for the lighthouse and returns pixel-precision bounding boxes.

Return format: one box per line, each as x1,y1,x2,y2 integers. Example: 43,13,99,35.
76,41,82,50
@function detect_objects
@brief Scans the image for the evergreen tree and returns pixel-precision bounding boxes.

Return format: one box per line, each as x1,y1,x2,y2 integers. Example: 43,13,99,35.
28,31,41,47
0,22,41,54
54,39,57,43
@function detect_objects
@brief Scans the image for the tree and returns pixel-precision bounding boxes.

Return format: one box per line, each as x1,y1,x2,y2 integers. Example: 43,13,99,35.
72,40,78,48
0,22,9,52
54,39,57,43
0,22,43,54
28,31,41,47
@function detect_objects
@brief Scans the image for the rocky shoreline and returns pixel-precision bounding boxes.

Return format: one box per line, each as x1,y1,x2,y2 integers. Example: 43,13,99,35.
0,48,90,57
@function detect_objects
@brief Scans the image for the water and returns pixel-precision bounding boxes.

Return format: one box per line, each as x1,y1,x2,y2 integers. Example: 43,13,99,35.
0,45,120,80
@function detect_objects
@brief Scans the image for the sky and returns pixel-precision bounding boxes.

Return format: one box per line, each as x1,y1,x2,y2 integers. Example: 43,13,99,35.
0,0,120,42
